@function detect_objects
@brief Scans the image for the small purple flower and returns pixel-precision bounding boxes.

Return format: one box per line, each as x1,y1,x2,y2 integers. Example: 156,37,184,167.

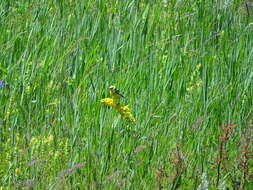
0,80,5,89
0,80,13,89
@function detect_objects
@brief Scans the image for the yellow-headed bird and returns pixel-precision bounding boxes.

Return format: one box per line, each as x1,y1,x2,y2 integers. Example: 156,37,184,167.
109,85,125,99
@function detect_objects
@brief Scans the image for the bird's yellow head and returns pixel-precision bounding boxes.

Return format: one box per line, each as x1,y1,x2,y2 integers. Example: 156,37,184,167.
109,85,116,97
109,85,116,91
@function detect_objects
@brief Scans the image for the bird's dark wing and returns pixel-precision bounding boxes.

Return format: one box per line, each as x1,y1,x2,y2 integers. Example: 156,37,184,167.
115,89,124,97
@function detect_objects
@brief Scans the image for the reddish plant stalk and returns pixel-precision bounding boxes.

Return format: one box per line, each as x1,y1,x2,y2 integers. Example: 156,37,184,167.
216,123,237,187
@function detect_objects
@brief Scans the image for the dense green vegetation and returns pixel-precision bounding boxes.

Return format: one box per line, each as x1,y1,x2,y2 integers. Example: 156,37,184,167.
1,0,253,189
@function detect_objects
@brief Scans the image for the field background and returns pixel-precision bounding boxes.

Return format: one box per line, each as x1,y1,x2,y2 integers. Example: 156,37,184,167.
1,0,253,189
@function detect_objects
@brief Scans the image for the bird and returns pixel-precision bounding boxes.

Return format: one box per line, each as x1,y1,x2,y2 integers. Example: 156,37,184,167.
109,85,125,99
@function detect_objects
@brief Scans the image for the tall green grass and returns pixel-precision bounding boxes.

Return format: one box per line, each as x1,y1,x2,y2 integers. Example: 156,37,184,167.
1,0,253,189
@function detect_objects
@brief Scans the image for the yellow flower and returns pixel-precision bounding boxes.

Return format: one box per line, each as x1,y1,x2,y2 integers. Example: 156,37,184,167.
196,80,203,87
127,117,136,123
44,135,54,145
121,111,131,117
101,98,118,107
119,108,136,123
15,167,21,176
196,64,202,70
120,105,130,112
26,85,31,93
115,104,135,122
186,86,194,92
6,109,19,120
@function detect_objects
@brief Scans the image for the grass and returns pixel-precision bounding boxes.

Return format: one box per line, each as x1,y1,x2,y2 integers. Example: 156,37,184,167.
0,0,253,189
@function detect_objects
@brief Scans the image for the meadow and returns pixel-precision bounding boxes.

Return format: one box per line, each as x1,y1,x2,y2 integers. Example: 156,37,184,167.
0,0,253,189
